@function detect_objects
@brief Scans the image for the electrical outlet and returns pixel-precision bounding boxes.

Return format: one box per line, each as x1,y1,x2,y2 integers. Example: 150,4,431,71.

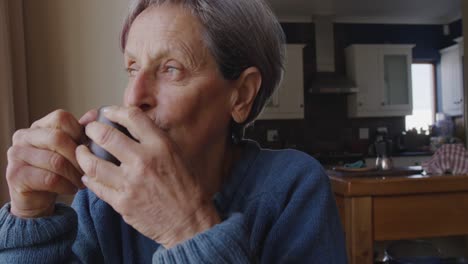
359,128,369,140
267,129,279,142
377,127,388,134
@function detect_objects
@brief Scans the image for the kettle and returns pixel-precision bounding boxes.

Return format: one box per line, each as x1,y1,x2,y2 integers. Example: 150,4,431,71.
376,155,393,170
375,140,393,170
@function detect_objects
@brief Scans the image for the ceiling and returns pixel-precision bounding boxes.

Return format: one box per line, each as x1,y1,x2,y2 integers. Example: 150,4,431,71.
267,0,461,24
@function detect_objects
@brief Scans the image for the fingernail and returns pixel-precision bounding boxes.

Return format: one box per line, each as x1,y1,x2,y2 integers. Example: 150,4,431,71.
81,176,89,183
75,144,90,155
101,105,116,113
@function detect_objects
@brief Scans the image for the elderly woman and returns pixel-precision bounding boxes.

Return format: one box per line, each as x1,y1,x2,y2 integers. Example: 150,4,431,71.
0,0,346,263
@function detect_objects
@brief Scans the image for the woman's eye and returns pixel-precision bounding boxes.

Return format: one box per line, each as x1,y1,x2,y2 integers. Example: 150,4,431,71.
165,65,180,74
167,66,179,73
162,64,184,80
126,66,139,77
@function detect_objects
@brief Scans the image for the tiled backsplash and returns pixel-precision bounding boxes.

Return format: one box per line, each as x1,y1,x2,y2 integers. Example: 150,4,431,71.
245,93,405,155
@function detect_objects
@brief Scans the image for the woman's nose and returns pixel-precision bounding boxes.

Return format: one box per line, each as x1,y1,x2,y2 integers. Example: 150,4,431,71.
124,74,157,112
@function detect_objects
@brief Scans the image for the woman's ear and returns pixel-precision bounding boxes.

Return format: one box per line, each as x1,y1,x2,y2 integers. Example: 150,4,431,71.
231,67,262,123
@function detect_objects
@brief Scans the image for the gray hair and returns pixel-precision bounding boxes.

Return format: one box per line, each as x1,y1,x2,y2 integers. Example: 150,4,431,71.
120,0,285,140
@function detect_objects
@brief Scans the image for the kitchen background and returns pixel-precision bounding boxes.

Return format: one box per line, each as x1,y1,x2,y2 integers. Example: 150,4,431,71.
244,0,468,260
244,1,464,168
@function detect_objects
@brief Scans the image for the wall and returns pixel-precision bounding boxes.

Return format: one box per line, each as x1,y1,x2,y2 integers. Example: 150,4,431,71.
0,0,30,205
23,0,129,122
0,0,15,204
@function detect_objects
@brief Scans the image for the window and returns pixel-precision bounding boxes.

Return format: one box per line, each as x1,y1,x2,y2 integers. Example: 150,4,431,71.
405,63,436,133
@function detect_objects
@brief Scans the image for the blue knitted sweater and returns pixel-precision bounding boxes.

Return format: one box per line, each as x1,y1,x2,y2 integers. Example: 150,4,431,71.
0,140,347,263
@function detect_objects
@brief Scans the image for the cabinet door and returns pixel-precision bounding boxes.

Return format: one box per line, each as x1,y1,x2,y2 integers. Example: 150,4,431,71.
380,47,412,113
347,45,382,116
279,45,305,118
263,85,281,115
441,45,463,116
356,47,382,112
259,44,304,119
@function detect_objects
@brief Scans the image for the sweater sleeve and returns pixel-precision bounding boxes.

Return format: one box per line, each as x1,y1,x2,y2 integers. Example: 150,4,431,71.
0,203,78,263
0,190,105,264
152,213,252,263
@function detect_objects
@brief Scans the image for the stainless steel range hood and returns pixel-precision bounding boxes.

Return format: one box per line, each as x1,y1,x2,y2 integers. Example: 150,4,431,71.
308,16,357,94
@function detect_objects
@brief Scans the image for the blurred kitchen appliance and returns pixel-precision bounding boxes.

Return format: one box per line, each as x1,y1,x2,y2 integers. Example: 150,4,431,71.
373,128,393,170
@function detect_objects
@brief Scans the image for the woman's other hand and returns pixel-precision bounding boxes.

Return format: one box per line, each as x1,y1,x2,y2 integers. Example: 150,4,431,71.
6,109,96,218
77,106,220,248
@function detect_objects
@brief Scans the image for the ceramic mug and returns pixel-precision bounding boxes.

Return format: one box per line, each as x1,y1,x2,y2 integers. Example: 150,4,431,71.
87,106,136,165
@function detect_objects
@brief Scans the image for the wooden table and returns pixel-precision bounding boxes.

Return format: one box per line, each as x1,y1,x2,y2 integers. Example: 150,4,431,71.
328,170,468,264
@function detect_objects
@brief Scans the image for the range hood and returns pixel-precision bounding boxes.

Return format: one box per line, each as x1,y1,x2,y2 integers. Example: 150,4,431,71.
308,16,357,94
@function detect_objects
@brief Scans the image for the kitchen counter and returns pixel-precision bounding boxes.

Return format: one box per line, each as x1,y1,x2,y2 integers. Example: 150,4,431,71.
365,151,433,158
328,170,468,264
312,151,433,167
328,168,468,196
394,151,433,157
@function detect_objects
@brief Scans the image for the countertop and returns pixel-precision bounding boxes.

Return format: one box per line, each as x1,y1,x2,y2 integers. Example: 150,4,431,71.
393,151,433,156
366,151,433,158
327,168,468,196
313,151,433,166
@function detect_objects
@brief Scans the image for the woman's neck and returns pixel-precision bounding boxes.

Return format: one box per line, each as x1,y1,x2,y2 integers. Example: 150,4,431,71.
192,138,241,198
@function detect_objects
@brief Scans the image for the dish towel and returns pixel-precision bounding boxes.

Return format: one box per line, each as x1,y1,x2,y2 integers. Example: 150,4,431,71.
422,143,468,175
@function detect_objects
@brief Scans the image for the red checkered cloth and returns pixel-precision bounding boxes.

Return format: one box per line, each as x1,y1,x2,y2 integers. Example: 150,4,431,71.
422,144,468,175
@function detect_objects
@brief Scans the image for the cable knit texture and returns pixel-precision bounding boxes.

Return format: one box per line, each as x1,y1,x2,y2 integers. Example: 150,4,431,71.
0,140,347,263
0,203,77,263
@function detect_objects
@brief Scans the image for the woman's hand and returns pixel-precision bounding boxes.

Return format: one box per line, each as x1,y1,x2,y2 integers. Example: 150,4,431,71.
6,109,96,218
76,106,220,248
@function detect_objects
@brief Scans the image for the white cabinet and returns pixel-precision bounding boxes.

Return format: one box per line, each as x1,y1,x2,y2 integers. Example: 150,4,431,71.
440,38,464,116
258,44,305,120
346,44,414,117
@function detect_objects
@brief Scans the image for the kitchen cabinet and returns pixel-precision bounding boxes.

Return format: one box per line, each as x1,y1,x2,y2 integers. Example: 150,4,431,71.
258,44,305,120
440,37,464,116
346,44,415,118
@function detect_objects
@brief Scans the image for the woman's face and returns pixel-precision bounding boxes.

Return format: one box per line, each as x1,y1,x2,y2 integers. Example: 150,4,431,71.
123,4,235,161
